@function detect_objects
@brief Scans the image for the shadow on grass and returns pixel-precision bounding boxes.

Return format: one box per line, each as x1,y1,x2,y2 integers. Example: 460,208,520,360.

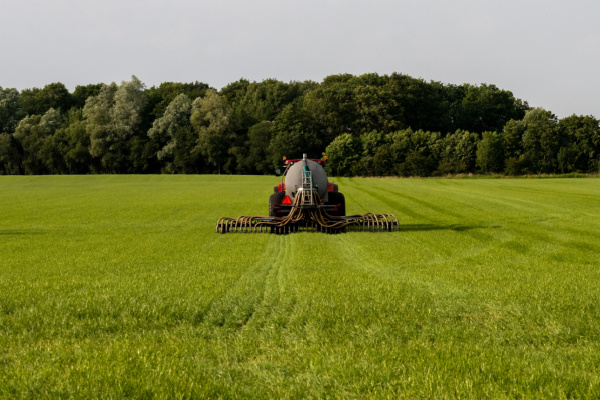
0,229,46,235
401,223,498,232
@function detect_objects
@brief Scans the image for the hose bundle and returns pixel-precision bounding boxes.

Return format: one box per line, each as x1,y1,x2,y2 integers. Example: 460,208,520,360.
216,191,399,234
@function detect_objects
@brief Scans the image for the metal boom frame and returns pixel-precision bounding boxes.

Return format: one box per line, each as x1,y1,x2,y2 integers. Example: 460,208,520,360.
216,191,399,234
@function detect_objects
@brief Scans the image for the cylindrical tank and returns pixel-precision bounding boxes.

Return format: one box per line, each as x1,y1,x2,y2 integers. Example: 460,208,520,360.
285,156,328,199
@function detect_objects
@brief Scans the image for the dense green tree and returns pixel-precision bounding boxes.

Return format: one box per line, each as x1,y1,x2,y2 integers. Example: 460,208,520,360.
84,82,118,161
268,129,322,168
556,145,578,173
12,115,43,174
0,87,23,133
111,76,148,140
269,96,326,168
191,89,232,174
502,116,529,175
145,81,209,124
503,118,526,159
370,145,394,176
0,133,21,174
558,115,600,172
19,83,72,116
218,79,310,173
454,130,480,172
352,130,387,175
171,126,201,173
387,128,440,176
271,99,316,163
13,108,63,174
361,130,387,158
504,156,528,176
148,93,196,173
476,131,506,173
245,121,275,174
387,73,449,134
352,74,403,134
84,77,147,172
399,150,437,176
323,133,361,176
0,74,598,176
520,108,560,173
18,88,41,116
301,75,360,143
127,135,159,174
53,109,92,174
220,79,251,105
71,84,103,109
436,131,465,174
452,84,528,133
221,79,306,129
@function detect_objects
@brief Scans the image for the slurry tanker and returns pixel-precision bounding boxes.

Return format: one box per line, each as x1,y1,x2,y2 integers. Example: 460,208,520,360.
216,154,399,234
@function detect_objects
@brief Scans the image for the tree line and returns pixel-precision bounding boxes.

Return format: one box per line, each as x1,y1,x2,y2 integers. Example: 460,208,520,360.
0,73,598,176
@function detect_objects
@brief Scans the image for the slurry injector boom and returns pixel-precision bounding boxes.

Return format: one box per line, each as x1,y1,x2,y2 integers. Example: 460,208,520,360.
216,154,399,234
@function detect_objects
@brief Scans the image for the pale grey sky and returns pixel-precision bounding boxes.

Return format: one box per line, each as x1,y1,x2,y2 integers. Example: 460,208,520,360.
1,0,599,118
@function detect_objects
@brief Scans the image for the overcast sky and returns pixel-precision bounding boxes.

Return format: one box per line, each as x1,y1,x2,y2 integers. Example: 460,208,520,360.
1,0,599,118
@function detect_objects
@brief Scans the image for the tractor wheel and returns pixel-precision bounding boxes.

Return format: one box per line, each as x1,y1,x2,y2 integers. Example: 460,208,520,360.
269,192,285,217
327,191,346,216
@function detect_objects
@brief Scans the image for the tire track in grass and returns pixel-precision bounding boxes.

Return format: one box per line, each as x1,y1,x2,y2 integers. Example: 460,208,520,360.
332,232,537,338
0,233,258,339
244,235,307,333
334,234,468,301
201,238,281,330
241,235,297,331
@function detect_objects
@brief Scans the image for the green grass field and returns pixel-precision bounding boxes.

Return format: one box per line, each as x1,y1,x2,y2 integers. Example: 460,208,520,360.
1,175,600,399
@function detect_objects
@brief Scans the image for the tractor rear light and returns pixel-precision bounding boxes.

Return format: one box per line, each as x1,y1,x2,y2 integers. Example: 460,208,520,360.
282,195,293,205
277,182,286,192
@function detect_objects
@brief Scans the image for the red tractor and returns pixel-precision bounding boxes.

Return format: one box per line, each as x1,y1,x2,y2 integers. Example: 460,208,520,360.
217,154,398,234
269,155,345,219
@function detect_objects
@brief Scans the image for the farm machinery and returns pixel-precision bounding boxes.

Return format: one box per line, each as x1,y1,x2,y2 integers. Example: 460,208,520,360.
216,154,399,234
